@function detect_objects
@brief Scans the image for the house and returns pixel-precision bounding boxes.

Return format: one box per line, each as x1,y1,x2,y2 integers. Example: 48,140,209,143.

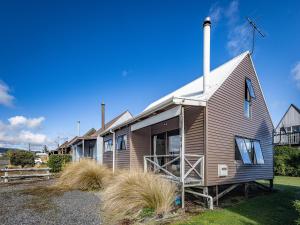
274,104,300,147
71,104,133,162
96,17,274,208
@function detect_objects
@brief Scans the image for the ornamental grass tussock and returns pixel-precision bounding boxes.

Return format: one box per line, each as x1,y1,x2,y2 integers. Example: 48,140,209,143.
55,159,112,191
101,171,176,224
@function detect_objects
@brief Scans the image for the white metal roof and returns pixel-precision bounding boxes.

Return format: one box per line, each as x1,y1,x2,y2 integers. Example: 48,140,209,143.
144,51,249,112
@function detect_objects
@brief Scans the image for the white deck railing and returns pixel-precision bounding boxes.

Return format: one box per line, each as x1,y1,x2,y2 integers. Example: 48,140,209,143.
274,132,300,145
144,154,204,185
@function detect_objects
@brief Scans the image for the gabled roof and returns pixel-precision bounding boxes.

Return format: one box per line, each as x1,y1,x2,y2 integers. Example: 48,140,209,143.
83,128,96,138
106,51,252,132
144,51,249,112
275,104,300,129
291,104,300,114
59,141,69,148
92,110,133,136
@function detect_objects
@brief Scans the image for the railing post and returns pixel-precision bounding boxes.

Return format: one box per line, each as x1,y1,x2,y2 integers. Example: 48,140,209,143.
144,156,147,173
4,170,8,183
46,169,50,180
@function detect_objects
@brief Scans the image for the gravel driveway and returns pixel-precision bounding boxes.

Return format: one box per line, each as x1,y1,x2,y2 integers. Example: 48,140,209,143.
0,179,101,225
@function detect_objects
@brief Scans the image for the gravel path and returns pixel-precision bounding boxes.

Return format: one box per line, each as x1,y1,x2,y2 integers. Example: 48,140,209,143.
0,179,101,225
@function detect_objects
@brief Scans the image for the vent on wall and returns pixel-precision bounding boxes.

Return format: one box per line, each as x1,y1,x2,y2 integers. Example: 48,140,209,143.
218,164,228,177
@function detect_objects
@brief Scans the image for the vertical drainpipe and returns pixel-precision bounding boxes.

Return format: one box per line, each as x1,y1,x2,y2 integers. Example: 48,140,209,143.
180,105,185,208
111,130,116,173
82,139,85,159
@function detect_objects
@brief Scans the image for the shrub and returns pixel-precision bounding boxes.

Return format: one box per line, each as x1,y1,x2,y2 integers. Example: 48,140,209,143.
9,150,35,168
55,159,112,191
274,146,300,177
294,200,300,225
48,154,72,173
101,171,176,224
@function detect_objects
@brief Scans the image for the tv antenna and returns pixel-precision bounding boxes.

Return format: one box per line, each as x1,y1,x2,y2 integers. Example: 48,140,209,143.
247,17,265,55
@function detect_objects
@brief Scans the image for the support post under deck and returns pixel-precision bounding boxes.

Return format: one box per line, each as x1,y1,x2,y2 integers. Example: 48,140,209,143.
180,106,185,208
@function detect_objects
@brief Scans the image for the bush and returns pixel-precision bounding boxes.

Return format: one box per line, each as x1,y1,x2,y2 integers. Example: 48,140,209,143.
55,159,112,191
48,154,72,173
101,171,176,224
294,200,300,225
274,146,300,177
9,150,35,168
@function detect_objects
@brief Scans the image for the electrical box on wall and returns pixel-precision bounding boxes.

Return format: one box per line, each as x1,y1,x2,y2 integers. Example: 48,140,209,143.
218,164,228,177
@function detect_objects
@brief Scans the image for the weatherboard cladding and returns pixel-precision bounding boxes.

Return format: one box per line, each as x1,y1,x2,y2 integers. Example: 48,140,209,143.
115,126,130,170
206,55,274,186
275,104,300,132
130,126,151,171
103,134,113,168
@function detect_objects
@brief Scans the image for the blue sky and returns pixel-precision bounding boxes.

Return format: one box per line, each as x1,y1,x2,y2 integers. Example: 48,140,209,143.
0,0,299,150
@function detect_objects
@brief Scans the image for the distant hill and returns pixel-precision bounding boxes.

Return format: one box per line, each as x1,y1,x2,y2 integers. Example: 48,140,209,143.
0,147,26,153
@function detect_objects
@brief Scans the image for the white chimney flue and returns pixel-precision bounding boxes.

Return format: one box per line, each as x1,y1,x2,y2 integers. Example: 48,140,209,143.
203,17,211,94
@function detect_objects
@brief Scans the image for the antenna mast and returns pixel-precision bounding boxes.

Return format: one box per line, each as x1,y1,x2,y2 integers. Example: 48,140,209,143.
247,17,265,55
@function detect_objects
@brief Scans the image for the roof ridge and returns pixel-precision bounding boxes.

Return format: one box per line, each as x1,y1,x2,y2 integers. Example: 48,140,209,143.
291,104,300,114
143,51,249,111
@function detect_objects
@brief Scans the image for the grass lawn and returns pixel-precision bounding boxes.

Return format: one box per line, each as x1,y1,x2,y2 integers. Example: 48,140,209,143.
174,176,300,225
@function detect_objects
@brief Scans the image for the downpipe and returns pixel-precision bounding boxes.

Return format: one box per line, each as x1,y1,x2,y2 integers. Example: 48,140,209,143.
185,189,214,210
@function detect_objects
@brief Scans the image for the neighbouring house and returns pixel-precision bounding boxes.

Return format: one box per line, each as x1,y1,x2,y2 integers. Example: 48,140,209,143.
71,104,133,162
56,140,71,155
96,17,274,208
274,104,300,147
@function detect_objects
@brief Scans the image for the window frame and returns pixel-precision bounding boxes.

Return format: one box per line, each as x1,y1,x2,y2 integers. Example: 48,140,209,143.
116,134,127,151
244,78,255,119
245,78,256,99
104,139,113,152
235,136,265,165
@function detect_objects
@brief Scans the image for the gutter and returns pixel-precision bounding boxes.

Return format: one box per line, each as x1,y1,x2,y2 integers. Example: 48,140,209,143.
101,96,207,135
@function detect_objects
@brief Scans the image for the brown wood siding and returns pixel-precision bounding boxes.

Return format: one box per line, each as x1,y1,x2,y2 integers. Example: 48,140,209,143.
184,106,205,178
103,134,113,168
130,126,151,171
115,126,130,170
206,55,274,186
185,106,205,155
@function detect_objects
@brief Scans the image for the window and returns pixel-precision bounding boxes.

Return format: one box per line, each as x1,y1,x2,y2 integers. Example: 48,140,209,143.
235,137,264,165
104,139,113,152
116,135,127,150
244,78,255,118
235,137,252,164
246,78,256,98
253,141,264,164
167,130,180,154
292,125,300,132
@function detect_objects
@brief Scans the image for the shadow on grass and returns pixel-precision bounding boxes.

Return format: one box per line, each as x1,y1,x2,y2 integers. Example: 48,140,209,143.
175,178,300,225
225,184,299,225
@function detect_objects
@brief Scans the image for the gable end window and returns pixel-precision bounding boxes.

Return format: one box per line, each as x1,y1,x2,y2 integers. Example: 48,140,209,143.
235,136,264,165
116,135,127,150
244,78,255,118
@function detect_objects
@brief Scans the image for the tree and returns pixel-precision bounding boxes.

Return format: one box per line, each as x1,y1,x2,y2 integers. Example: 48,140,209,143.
9,150,35,168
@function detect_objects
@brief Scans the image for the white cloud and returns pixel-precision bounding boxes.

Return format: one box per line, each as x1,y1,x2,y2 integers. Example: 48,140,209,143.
208,0,253,56
0,81,14,107
0,115,48,147
209,2,222,23
18,130,47,144
291,62,300,89
8,116,45,128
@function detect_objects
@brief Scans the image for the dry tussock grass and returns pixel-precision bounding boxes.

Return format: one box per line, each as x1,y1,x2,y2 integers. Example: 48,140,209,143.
55,159,112,191
101,171,176,224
